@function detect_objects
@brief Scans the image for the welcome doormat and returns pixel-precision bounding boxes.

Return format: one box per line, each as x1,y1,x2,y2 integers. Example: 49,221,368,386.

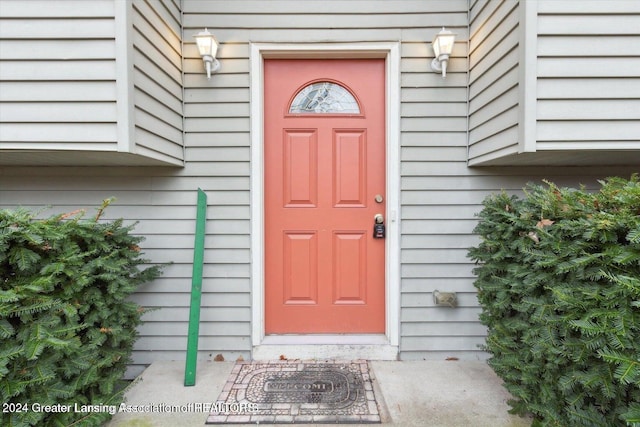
206,360,383,424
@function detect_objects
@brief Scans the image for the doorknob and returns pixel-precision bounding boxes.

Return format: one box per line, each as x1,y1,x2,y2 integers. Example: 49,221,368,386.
374,214,384,224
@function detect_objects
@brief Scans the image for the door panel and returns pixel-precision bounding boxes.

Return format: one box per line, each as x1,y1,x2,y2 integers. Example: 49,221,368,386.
333,231,367,304
283,232,318,304
283,130,318,207
264,59,385,334
334,130,367,207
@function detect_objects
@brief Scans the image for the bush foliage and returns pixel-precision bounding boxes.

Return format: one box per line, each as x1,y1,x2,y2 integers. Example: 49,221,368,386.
0,201,162,426
469,176,640,426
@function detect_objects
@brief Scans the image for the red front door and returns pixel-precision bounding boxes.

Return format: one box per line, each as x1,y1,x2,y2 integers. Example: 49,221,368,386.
264,59,385,333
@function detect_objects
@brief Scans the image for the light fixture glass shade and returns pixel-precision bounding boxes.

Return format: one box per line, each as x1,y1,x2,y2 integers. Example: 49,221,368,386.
194,28,218,59
432,27,456,60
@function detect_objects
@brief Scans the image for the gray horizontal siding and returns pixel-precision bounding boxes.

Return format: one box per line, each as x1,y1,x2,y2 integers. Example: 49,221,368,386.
0,0,119,152
536,1,640,151
468,0,521,165
0,0,185,167
469,0,640,165
397,0,491,360
131,0,184,165
184,1,463,14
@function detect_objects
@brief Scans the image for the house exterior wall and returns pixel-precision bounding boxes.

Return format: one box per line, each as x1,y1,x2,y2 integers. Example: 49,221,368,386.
468,0,521,165
535,0,640,152
0,0,120,154
468,0,640,166
0,0,638,378
131,0,184,165
0,0,184,166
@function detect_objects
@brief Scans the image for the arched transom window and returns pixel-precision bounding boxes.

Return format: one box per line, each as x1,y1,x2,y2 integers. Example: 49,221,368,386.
289,82,360,114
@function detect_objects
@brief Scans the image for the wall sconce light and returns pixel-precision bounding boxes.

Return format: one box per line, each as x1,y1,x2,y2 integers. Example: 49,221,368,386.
194,28,220,79
430,27,457,79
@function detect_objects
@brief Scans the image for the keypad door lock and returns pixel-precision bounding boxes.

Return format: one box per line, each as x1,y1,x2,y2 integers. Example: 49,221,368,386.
373,214,385,239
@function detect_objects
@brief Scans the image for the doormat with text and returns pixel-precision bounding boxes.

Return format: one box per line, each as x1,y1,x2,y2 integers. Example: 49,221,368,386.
206,360,383,424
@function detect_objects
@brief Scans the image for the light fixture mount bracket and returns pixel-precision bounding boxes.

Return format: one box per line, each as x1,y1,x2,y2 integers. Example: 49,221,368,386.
430,57,444,73
202,56,221,79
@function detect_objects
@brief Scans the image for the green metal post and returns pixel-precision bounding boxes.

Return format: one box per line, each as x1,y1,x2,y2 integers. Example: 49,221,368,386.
184,188,207,386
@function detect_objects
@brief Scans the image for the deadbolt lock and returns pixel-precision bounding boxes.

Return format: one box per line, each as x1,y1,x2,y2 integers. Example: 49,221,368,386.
373,214,385,239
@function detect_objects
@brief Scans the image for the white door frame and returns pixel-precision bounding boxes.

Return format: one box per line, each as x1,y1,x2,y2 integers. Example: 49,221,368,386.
250,42,401,360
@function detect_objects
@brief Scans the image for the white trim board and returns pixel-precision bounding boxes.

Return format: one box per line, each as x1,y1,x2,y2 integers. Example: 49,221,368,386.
250,42,401,360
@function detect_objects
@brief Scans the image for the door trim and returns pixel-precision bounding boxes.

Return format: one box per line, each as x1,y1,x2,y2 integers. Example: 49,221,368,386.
250,42,401,358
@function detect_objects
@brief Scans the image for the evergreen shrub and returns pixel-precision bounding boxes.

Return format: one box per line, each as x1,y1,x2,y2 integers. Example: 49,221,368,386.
469,176,640,427
0,200,162,426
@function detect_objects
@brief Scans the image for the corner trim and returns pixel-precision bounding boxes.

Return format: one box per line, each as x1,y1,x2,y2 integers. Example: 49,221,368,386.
114,0,135,153
518,0,538,153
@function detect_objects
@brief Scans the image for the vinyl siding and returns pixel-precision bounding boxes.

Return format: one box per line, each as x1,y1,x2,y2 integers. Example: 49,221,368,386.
535,0,640,152
401,2,480,357
468,0,521,164
0,0,119,153
131,0,184,165
0,0,184,166
468,0,640,166
1,0,639,376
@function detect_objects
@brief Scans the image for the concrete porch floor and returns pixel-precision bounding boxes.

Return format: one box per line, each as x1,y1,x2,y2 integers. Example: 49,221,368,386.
105,360,532,427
